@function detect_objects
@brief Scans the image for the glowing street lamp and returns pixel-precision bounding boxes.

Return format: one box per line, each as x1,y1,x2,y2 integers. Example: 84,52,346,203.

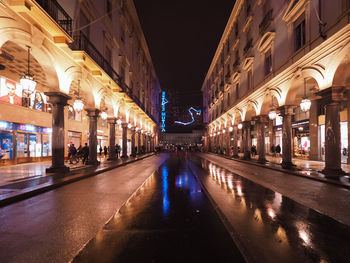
20,46,36,94
300,79,311,112
238,123,243,129
101,111,108,120
268,110,277,120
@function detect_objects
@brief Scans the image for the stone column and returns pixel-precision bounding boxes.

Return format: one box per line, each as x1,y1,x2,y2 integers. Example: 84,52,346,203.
268,119,274,155
121,123,128,158
226,129,231,157
232,125,239,158
279,105,296,169
107,117,117,160
137,130,142,154
255,115,268,163
309,100,319,160
131,127,136,157
317,87,346,176
143,134,147,153
86,109,100,165
45,92,71,173
242,121,251,160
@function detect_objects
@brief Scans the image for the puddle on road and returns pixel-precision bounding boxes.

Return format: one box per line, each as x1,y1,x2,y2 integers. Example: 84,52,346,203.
192,156,350,263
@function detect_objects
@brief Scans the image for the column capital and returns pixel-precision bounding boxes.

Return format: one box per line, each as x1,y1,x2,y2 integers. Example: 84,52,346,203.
86,108,100,117
278,105,296,116
107,117,117,124
121,122,128,128
44,92,71,106
253,115,269,123
316,86,347,104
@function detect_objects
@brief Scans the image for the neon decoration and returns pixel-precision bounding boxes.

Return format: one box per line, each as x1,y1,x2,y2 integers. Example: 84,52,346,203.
161,91,168,132
175,107,201,126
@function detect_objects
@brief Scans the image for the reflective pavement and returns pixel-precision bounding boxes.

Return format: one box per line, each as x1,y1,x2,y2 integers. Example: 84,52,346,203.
73,154,245,263
189,154,350,263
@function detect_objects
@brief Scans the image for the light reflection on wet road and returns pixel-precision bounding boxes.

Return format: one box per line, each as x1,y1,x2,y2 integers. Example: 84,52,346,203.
73,154,245,263
190,155,350,263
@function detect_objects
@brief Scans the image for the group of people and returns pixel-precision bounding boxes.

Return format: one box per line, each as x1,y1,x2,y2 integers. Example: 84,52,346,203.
270,144,281,157
68,143,89,164
99,144,121,158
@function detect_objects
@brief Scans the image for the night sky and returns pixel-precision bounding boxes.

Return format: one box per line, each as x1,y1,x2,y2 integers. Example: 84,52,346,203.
133,0,235,107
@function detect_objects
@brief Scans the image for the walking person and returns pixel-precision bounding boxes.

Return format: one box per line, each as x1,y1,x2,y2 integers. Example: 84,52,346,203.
69,143,77,164
271,144,276,157
276,144,281,157
99,145,103,157
82,143,89,164
104,145,108,157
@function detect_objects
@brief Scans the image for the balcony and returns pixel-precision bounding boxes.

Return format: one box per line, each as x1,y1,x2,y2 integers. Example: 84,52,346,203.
259,9,273,35
9,0,73,44
70,31,122,88
36,0,72,36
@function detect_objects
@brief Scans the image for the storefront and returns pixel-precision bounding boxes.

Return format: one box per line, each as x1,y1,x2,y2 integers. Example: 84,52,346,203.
0,120,51,165
319,121,348,163
68,131,82,148
292,120,310,159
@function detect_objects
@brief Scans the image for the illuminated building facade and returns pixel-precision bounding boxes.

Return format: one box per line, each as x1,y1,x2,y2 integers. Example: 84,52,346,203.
202,0,350,176
0,0,160,170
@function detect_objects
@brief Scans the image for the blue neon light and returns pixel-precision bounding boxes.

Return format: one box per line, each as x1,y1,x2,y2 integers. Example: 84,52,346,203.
162,166,170,216
161,91,168,132
175,107,201,126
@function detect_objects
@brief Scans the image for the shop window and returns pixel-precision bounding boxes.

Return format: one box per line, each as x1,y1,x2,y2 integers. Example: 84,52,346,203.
68,106,82,121
29,133,41,157
42,134,51,157
294,15,305,51
17,133,28,158
0,131,13,159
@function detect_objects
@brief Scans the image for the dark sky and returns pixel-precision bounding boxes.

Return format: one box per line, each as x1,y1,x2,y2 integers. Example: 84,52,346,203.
133,0,235,107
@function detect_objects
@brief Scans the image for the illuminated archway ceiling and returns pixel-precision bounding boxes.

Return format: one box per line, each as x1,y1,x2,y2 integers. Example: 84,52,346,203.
0,41,48,91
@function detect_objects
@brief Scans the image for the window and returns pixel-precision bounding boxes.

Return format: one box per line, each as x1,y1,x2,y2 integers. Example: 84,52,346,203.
247,70,253,90
264,50,272,75
227,92,231,107
294,16,305,51
235,83,239,100
235,23,239,37
80,12,90,39
106,0,112,19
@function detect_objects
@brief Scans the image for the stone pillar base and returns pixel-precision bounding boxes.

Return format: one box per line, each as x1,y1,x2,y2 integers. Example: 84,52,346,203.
242,152,251,160
86,160,100,165
46,166,69,174
281,161,295,169
232,154,239,158
258,158,267,164
322,168,346,178
130,153,137,157
107,157,118,161
121,155,128,159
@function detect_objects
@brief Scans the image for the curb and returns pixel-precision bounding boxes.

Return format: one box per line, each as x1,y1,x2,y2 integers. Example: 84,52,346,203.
0,153,156,207
205,152,350,190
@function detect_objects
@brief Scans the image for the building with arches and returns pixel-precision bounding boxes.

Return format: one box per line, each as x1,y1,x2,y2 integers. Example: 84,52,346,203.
202,0,350,177
0,0,160,171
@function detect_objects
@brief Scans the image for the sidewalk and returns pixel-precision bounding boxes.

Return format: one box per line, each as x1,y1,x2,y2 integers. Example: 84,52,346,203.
215,152,350,189
0,153,155,207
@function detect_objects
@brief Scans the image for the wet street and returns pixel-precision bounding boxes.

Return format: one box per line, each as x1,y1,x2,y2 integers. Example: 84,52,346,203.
1,153,350,262
73,154,245,263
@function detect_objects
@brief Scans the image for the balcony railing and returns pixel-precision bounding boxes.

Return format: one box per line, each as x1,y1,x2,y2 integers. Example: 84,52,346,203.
36,0,72,36
70,31,122,88
259,9,273,35
70,31,159,124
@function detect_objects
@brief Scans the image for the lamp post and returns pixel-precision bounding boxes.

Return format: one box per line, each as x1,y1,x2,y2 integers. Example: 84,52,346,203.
300,79,311,112
20,46,36,107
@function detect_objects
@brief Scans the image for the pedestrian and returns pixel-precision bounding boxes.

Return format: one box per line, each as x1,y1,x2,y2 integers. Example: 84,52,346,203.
104,145,108,157
82,143,89,164
99,145,103,157
251,145,256,156
276,144,281,157
116,144,121,157
271,144,276,157
69,143,77,164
